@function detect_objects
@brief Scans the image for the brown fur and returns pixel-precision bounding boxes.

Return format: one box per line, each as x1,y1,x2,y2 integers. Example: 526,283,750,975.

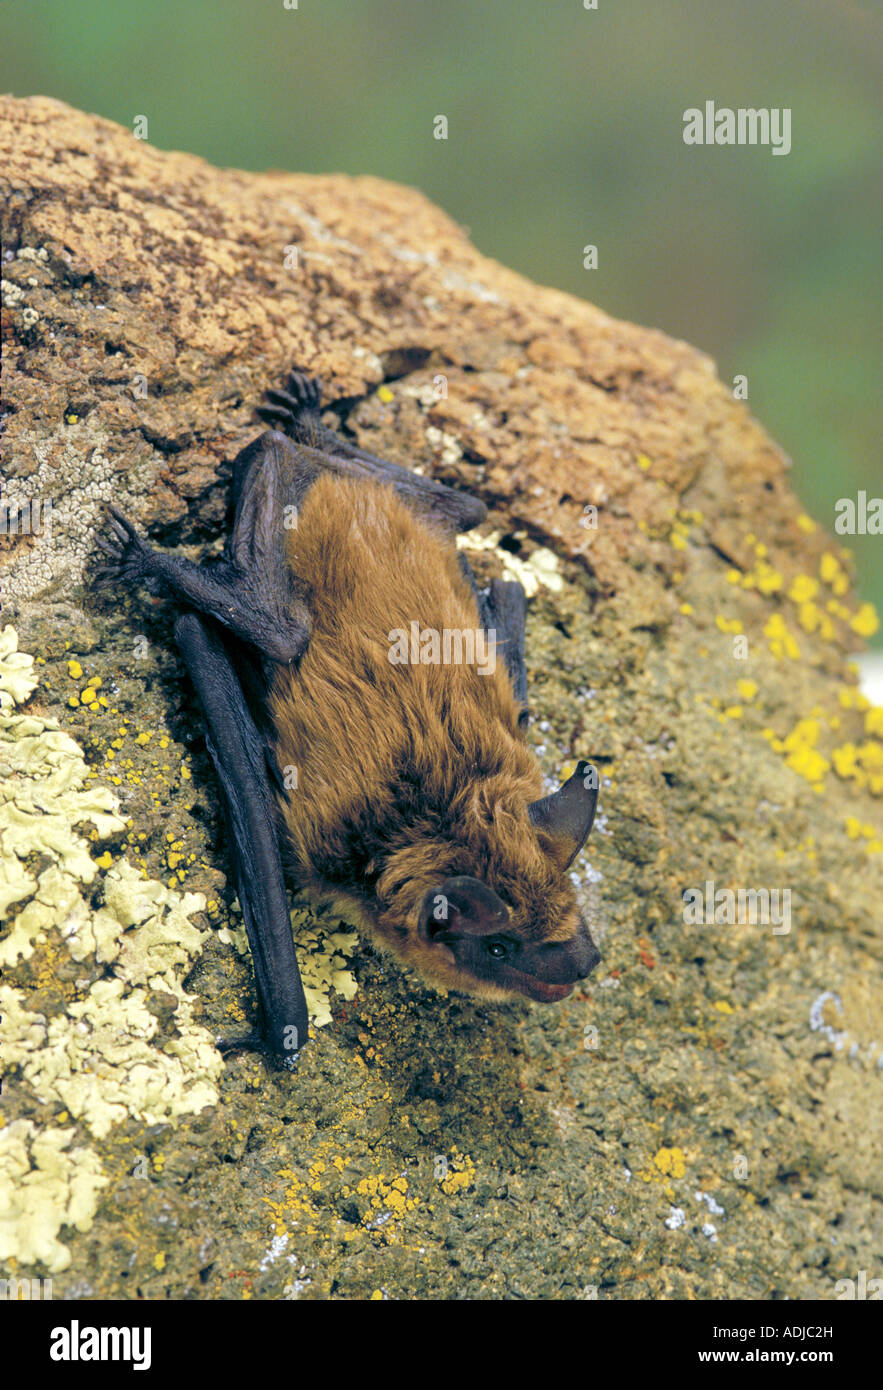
268,473,581,997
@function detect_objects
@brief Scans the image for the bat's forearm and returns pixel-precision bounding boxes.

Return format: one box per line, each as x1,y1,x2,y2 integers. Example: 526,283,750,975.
99,507,309,663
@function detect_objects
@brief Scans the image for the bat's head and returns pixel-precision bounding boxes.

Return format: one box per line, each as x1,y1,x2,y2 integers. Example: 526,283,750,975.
377,762,601,1003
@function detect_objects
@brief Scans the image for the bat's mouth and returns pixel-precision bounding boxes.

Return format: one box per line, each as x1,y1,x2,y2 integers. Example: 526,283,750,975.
513,977,576,1004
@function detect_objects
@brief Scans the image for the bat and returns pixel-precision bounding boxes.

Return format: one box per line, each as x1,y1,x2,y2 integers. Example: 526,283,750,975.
96,369,601,1065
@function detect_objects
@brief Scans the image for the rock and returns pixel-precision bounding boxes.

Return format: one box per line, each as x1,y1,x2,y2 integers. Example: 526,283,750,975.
1,96,881,1301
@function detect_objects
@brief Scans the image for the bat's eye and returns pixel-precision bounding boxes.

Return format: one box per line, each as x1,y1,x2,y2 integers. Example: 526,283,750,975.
485,940,508,959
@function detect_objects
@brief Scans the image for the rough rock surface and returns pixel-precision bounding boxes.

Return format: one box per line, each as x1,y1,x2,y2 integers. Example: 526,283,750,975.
1,96,881,1300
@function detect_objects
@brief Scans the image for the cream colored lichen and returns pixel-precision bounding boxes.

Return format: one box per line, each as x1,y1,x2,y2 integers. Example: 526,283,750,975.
0,625,40,705
2,979,221,1140
0,432,151,603
0,626,222,1272
0,630,125,946
457,530,563,596
0,1120,109,1274
220,903,359,1029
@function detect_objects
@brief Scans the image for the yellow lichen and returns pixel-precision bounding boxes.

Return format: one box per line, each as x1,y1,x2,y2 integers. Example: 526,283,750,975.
780,718,829,788
740,559,784,595
653,1146,687,1179
763,613,801,661
850,603,880,638
787,575,819,604
438,1149,476,1196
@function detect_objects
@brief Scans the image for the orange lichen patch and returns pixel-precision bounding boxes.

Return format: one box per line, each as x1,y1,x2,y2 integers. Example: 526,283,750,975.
356,1172,419,1223
761,688,883,797
827,600,853,620
261,1091,422,1250
833,744,860,779
263,1168,320,1238
845,817,875,840
637,937,656,969
721,542,874,649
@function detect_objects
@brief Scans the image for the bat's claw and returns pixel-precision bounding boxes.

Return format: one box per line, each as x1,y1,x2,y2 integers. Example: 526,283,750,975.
94,504,150,585
256,370,323,438
283,369,322,410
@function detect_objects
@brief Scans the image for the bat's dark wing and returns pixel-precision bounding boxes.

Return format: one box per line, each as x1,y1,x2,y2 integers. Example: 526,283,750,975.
461,565,530,728
96,429,319,1063
257,369,487,534
98,429,313,664
174,612,309,1063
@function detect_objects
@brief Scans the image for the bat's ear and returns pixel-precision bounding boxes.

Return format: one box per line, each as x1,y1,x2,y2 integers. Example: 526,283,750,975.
419,876,510,941
529,761,599,871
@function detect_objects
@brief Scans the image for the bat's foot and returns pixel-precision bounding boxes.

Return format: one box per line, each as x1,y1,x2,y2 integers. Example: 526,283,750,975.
256,369,323,439
216,1030,299,1070
94,504,151,586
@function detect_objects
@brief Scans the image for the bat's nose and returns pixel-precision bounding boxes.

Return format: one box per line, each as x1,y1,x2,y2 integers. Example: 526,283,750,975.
574,938,601,978
572,918,601,978
532,923,600,984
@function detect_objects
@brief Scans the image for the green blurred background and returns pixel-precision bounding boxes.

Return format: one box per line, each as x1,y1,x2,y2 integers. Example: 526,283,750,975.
2,0,880,640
